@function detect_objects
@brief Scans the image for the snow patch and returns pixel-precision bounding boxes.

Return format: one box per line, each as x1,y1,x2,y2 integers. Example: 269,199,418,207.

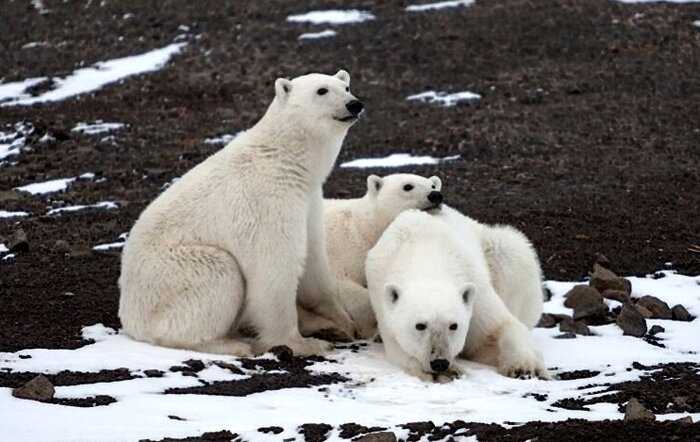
341,153,460,169
0,244,8,253
407,90,481,106
0,210,30,219
2,254,16,261
406,0,475,12
47,201,118,216
694,20,700,27
31,0,50,14
299,29,337,40
203,133,240,145
72,121,125,135
93,233,128,251
15,177,76,195
22,41,50,49
287,10,375,25
0,42,187,107
0,122,34,161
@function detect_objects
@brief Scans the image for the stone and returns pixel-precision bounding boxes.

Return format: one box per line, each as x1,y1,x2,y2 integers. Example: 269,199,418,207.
590,263,630,294
671,304,692,321
12,374,55,401
355,432,398,442
636,296,672,319
634,304,654,318
564,285,602,308
554,332,577,339
559,317,591,336
624,398,655,422
269,345,293,362
8,228,29,253
674,416,693,424
616,304,647,337
53,239,71,254
648,325,665,336
536,313,558,328
601,289,630,304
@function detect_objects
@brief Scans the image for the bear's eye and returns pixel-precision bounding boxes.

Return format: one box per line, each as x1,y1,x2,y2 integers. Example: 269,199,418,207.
317,88,328,96
403,184,414,192
415,323,427,331
449,323,458,331
345,86,350,92
431,185,436,189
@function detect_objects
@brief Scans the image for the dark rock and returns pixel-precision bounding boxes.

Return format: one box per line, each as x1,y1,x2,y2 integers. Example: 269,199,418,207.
53,239,71,254
601,289,630,304
143,370,164,378
671,304,692,321
590,263,630,294
563,285,608,321
212,361,243,375
616,304,647,337
269,345,294,362
8,228,29,253
559,318,591,336
12,374,55,401
182,359,205,372
354,432,398,442
636,296,672,319
594,253,611,268
635,304,654,318
564,285,602,308
648,325,665,336
536,313,558,328
258,426,283,434
624,397,656,422
675,416,693,424
554,332,577,339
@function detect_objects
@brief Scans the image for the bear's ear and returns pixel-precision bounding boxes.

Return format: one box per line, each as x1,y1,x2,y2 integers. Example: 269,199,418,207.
430,176,442,191
367,175,383,196
334,69,350,86
384,283,400,305
275,78,293,100
460,283,476,305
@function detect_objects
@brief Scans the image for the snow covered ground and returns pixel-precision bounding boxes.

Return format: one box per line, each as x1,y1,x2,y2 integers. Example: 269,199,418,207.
341,153,460,168
14,173,95,195
407,91,481,107
406,0,475,12
286,10,376,25
0,271,697,441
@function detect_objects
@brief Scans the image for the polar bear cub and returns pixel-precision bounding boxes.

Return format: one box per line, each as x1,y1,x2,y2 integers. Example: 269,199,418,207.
300,174,443,337
119,70,362,357
366,210,548,381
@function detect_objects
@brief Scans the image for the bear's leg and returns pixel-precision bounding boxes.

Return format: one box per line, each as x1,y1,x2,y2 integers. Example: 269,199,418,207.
338,279,377,339
298,190,357,338
146,245,251,356
481,225,544,329
297,305,344,339
463,287,549,379
243,250,333,356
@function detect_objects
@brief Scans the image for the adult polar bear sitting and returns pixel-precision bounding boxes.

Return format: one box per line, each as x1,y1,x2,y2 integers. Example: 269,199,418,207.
119,70,362,356
366,210,548,381
299,174,443,338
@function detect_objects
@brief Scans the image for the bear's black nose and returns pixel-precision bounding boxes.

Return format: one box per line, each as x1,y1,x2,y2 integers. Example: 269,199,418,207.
428,191,443,205
346,100,364,117
430,358,450,372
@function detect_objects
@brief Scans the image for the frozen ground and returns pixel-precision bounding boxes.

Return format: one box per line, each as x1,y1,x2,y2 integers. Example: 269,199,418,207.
0,271,697,441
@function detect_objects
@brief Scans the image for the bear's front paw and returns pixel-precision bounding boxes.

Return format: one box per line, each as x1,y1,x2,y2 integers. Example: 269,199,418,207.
285,337,334,356
498,350,550,380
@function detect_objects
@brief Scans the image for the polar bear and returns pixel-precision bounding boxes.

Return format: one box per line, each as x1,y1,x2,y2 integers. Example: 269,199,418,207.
298,174,443,338
119,70,362,357
366,210,548,381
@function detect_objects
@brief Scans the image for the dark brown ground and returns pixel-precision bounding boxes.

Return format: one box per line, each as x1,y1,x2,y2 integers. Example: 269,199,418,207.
1,0,700,438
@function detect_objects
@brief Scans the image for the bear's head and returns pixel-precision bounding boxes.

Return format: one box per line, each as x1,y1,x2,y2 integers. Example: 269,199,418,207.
383,280,474,377
366,174,444,230
273,70,363,137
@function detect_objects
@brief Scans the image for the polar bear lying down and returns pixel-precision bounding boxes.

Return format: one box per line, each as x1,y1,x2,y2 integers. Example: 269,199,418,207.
119,70,363,356
299,173,444,338
365,207,548,381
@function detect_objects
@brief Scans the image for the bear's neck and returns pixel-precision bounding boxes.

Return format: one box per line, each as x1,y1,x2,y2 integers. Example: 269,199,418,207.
243,106,345,188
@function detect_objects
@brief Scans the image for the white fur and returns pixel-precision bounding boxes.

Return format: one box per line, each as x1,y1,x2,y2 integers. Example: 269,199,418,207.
367,209,548,381
300,174,442,338
119,70,359,356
